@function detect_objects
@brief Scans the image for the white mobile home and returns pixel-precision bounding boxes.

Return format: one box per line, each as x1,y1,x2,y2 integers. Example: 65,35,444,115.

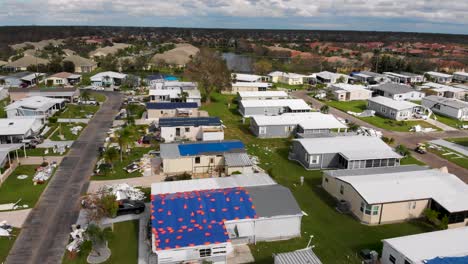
372,83,425,101
425,71,453,83
422,96,468,121
158,117,224,142
146,102,200,120
384,72,424,84
381,227,468,264
289,136,401,170
231,82,270,93
151,173,303,264
421,82,467,100
367,96,422,121
315,71,350,84
250,112,347,138
453,71,468,82
237,91,289,101
0,118,43,143
5,96,66,119
238,99,311,117
90,71,127,87
329,83,372,101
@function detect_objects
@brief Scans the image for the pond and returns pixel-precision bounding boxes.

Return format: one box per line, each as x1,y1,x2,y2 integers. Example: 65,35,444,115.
222,52,254,73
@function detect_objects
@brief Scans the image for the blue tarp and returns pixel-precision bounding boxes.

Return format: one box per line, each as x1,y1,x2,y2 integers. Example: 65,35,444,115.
151,187,257,250
164,75,178,81
425,256,468,264
159,117,221,127
146,102,198,110
178,141,245,156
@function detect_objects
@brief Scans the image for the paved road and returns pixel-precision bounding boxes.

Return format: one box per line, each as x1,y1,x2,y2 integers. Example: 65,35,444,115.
6,92,123,264
293,91,468,182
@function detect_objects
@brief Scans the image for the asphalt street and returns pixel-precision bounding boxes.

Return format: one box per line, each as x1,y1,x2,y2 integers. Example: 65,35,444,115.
6,92,123,264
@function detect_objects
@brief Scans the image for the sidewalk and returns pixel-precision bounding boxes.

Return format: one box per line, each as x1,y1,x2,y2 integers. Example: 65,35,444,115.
87,174,165,193
430,139,468,156
0,209,32,228
425,118,458,131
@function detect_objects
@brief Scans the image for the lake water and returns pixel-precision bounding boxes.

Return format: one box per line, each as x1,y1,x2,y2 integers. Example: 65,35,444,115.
222,52,254,73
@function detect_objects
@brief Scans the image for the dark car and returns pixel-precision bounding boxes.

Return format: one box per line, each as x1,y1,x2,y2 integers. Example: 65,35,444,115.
117,199,145,216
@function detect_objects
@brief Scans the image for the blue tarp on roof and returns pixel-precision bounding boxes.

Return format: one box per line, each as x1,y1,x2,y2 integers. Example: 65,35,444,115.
159,117,221,127
426,256,468,264
146,102,198,110
178,141,244,156
151,187,257,250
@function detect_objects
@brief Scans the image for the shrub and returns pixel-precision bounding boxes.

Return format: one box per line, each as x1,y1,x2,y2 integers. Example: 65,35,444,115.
165,173,191,181
396,144,409,156
100,194,119,218
48,116,58,124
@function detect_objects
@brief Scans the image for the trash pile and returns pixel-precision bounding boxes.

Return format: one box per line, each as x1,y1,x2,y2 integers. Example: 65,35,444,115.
66,225,85,252
410,125,436,133
100,183,146,201
356,126,383,137
71,126,83,136
33,163,57,184
347,110,375,118
125,160,141,173
0,221,12,237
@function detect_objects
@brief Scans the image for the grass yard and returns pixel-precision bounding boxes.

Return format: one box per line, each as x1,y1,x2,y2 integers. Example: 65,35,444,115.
50,123,86,141
427,144,468,169
88,92,107,103
0,98,9,118
62,220,139,264
446,137,468,147
91,147,151,181
400,155,425,166
126,104,146,119
202,93,434,264
0,228,19,263
324,100,441,132
21,147,69,157
58,105,99,119
433,114,468,129
273,83,309,90
0,165,55,208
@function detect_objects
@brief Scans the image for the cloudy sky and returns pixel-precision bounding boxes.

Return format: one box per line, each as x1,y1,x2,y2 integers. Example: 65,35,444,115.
1,0,467,34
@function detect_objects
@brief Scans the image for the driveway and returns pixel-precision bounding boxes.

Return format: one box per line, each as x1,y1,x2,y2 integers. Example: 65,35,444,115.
293,90,468,182
6,92,123,264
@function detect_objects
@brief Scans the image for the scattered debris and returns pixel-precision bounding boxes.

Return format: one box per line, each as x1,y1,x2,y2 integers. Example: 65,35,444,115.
17,175,28,180
99,183,146,201
0,221,12,237
33,163,57,184
347,110,375,117
71,126,83,135
410,125,436,133
66,225,85,252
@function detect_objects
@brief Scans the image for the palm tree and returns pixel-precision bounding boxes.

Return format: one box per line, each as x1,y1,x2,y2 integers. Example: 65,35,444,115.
85,224,112,257
115,127,137,162
103,147,119,170
81,89,91,102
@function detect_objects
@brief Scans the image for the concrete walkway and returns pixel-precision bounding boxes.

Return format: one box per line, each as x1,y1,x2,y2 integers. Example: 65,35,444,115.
425,118,458,131
87,174,165,193
430,139,468,156
0,209,32,228
19,156,64,165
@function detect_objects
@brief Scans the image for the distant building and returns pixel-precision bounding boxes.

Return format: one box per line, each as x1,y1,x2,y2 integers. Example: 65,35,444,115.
323,165,468,226
425,71,453,83
372,83,425,101
289,136,401,170
5,96,66,120
231,82,270,93
315,71,351,84
453,71,468,82
237,91,289,101
384,72,424,84
232,73,268,82
238,99,312,117
381,227,468,264
63,55,97,73
421,82,467,100
149,82,201,106
329,83,372,101
3,56,49,72
367,96,422,120
44,72,81,86
351,71,390,84
422,96,468,121
90,71,127,87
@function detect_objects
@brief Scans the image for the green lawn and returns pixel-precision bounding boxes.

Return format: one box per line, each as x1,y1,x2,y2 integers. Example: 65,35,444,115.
446,137,468,147
126,104,146,119
324,100,441,132
0,228,19,263
58,105,99,119
88,92,107,103
433,114,468,129
400,155,425,166
21,147,69,157
428,144,468,169
202,93,434,264
273,83,309,90
0,165,55,208
91,147,151,181
62,220,139,264
50,123,86,141
0,98,9,118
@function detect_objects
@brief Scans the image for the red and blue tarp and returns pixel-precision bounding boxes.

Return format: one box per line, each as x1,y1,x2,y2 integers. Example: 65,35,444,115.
178,141,245,156
151,187,257,251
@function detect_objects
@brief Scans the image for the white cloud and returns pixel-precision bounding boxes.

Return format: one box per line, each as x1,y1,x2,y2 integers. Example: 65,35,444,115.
1,0,467,31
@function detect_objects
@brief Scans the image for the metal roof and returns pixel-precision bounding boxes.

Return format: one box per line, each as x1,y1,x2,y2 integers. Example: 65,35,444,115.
237,91,288,98
0,143,24,164
383,227,468,264
233,73,263,82
246,185,302,217
240,99,311,111
252,112,347,130
325,165,429,178
423,96,468,110
159,117,221,127
368,96,419,110
274,248,323,264
224,152,253,167
90,71,127,81
0,118,42,136
331,83,369,92
5,96,66,112
373,83,416,94
336,168,468,212
232,82,269,88
146,102,198,110
426,71,453,78
294,136,401,160
151,173,276,195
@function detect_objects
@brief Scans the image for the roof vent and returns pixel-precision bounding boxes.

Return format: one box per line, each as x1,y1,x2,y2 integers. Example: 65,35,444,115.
9,122,14,125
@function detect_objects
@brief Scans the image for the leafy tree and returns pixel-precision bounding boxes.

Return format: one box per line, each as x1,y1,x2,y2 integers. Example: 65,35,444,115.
184,48,231,103
100,194,119,218
85,224,112,257
47,58,63,73
396,144,409,156
115,126,138,161
63,61,75,73
253,59,272,75
347,122,360,131
320,105,329,114
103,147,119,169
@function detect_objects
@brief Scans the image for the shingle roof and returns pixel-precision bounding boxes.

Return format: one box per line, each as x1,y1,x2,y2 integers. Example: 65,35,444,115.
423,96,468,110
63,55,97,67
246,185,302,217
374,83,415,94
224,152,253,167
5,56,49,68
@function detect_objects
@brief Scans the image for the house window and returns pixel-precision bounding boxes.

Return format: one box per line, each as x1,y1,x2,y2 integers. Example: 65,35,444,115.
199,248,212,258
325,178,329,183
210,158,214,164
361,203,379,215
259,126,267,134
340,185,344,195
381,106,386,113
310,155,320,165
195,157,201,164
185,127,190,132
389,255,396,264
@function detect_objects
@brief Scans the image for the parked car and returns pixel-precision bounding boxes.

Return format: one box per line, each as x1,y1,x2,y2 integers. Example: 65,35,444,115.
117,199,145,216
78,99,98,105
